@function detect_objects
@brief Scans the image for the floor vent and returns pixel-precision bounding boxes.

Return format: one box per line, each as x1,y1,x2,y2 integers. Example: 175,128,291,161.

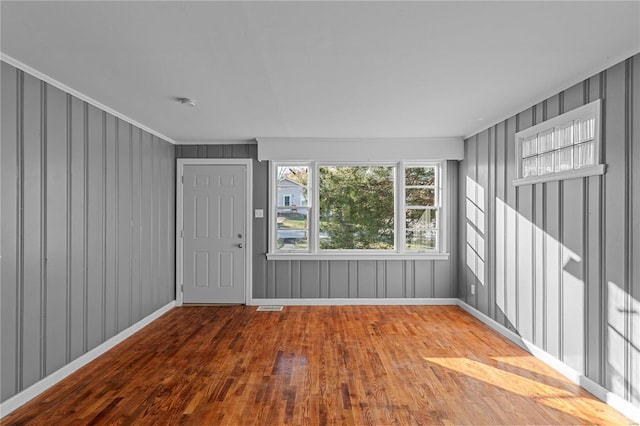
256,305,283,312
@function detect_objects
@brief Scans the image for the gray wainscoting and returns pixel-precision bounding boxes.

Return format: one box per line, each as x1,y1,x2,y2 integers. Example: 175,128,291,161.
176,145,458,300
458,54,640,407
0,61,176,402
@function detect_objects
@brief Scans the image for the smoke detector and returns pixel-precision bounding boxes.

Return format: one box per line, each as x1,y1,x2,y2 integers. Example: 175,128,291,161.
178,97,197,107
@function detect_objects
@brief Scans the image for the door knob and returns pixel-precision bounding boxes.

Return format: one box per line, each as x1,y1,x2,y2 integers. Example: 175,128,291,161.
238,243,244,248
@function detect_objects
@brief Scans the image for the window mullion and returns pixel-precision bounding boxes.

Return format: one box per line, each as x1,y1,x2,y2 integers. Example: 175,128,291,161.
311,161,319,254
397,161,405,253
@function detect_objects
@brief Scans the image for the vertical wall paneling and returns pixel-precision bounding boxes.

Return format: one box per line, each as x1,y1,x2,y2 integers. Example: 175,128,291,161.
86,105,103,350
487,126,496,319
275,261,292,298
459,53,640,410
130,128,141,322
319,261,329,298
414,260,433,298
517,108,535,343
505,117,518,332
458,139,469,302
604,62,627,396
533,102,545,348
630,54,640,406
300,261,320,298
586,73,603,383
357,261,376,298
434,259,452,298
104,114,116,341
476,131,489,313
562,82,587,372
465,135,477,306
177,145,457,301
22,72,44,388
44,83,68,375
377,261,387,298
494,121,506,327
0,61,175,403
117,119,131,332
1,62,19,400
141,132,152,317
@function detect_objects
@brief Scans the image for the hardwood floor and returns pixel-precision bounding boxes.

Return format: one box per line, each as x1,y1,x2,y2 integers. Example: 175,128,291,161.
3,306,631,425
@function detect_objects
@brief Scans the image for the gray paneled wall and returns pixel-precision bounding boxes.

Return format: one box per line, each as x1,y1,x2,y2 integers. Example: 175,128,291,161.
458,53,640,408
176,146,458,300
0,61,176,403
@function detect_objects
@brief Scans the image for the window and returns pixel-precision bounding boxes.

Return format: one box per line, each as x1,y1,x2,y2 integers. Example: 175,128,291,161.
276,166,309,251
269,161,446,258
319,165,395,250
404,165,438,250
514,99,605,186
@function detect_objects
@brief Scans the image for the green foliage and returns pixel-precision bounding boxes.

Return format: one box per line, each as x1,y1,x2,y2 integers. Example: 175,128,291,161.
319,166,394,249
405,166,435,186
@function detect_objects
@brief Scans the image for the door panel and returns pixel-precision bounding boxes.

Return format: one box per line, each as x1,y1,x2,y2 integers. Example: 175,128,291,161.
182,164,246,303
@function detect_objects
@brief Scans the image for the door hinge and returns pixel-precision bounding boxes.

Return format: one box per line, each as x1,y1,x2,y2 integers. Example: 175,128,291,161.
181,229,184,238
181,175,184,184
181,285,184,292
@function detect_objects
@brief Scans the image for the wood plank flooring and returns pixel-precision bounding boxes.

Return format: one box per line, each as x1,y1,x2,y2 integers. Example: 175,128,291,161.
2,306,632,425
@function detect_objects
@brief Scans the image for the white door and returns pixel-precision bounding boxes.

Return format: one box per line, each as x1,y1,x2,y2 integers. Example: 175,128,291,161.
181,164,246,303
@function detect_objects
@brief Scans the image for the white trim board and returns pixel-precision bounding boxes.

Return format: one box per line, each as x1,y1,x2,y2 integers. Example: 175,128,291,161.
0,301,175,419
250,298,459,306
175,158,253,306
0,53,177,145
457,300,640,424
257,137,464,162
174,139,256,145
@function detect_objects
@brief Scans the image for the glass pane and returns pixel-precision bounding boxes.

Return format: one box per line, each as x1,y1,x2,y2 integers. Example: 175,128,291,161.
406,209,437,251
538,152,554,175
522,157,538,178
405,166,435,186
521,135,538,158
406,188,435,206
538,129,554,153
574,141,595,168
406,209,436,229
555,123,573,148
555,147,573,172
276,208,308,251
319,166,394,250
406,223,437,250
277,166,309,206
574,117,595,143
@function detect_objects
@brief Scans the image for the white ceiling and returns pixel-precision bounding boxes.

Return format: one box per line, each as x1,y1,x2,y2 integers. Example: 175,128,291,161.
1,1,639,143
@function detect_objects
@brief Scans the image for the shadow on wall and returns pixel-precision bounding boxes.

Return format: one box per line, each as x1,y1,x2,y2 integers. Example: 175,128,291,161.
608,281,640,402
466,177,485,286
465,175,640,408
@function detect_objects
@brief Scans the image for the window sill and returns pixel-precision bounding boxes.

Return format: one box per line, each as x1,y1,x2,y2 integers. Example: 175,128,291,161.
266,252,450,261
512,164,606,187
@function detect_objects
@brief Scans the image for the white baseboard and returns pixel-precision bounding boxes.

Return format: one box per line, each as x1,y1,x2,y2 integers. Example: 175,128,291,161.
249,297,459,306
457,300,640,424
0,301,175,419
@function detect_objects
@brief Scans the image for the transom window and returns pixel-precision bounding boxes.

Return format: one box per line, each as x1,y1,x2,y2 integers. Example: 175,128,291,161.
514,99,605,186
270,161,445,256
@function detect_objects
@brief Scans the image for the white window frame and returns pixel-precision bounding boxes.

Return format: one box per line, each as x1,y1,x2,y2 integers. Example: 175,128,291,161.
513,99,605,186
268,160,449,260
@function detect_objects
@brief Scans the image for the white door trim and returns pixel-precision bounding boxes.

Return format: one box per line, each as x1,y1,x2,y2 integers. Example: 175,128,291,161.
176,158,253,306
